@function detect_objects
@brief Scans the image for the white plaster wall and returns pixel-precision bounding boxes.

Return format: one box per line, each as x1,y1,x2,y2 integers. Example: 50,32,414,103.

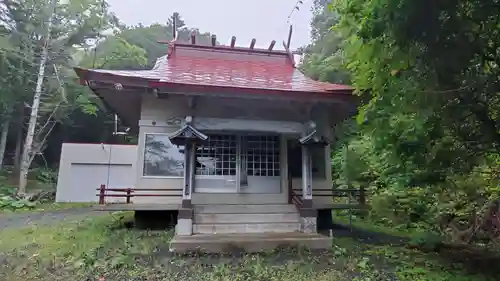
135,122,184,204
57,94,338,206
135,93,335,205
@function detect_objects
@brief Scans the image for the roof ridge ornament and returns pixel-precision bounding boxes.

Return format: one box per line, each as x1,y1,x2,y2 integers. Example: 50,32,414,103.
169,116,208,146
166,13,179,58
230,36,236,48
283,25,296,67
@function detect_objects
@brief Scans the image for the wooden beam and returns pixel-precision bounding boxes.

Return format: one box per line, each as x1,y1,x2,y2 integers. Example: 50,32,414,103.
172,13,177,40
230,36,236,48
158,41,289,55
190,32,196,44
211,34,216,46
249,38,256,49
286,25,293,49
268,40,276,51
282,40,289,51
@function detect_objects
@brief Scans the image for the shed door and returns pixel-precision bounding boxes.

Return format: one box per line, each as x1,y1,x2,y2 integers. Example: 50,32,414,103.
61,163,134,202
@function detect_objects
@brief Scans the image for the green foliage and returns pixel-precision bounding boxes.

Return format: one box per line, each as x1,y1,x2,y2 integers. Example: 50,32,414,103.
0,177,36,210
409,231,444,252
0,214,494,280
31,167,57,185
317,0,500,244
0,196,36,210
80,37,148,69
300,1,350,84
0,3,217,174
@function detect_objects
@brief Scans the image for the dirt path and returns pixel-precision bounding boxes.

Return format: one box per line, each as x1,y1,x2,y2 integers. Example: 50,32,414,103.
332,222,410,245
0,207,109,229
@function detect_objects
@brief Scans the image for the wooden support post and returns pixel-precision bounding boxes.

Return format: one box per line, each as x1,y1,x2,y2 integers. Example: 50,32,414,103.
99,184,105,204
268,40,276,51
126,188,132,204
286,25,293,49
301,145,312,200
249,38,256,49
171,13,177,40
181,141,194,208
183,142,192,197
230,36,236,48
190,32,196,44
211,34,217,46
359,186,366,206
299,144,316,233
189,142,196,196
359,186,367,218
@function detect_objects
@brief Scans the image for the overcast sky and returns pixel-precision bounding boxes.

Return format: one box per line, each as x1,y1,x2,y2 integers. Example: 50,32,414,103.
106,0,314,50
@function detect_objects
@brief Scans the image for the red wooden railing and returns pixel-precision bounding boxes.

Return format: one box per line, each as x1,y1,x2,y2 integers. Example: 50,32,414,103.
97,184,182,204
288,174,303,209
287,174,367,210
332,187,366,207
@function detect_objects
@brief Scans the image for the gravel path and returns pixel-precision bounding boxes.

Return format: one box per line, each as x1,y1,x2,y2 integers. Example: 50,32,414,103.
0,207,109,229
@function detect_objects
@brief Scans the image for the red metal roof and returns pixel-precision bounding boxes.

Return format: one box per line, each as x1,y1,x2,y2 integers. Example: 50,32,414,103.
75,41,352,95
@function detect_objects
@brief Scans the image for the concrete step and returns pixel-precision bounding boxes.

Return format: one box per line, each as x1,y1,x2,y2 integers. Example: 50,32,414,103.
193,222,300,234
194,204,297,214
194,213,299,224
169,233,332,253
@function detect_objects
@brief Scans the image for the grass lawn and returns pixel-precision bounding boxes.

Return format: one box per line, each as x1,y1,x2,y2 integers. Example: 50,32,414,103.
0,202,96,214
0,212,497,281
333,210,426,239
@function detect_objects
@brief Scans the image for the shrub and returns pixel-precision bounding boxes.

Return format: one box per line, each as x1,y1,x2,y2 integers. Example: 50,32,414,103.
0,177,36,210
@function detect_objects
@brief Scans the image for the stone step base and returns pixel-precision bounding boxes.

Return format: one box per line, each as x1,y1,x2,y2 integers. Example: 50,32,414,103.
194,213,299,224
193,222,300,234
194,204,296,214
169,233,331,253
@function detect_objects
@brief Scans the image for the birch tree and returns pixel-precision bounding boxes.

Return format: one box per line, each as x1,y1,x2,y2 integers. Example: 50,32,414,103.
0,0,118,194
18,0,57,194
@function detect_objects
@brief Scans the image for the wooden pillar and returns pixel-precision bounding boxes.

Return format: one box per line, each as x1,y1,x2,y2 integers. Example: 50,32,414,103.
99,184,106,205
182,142,193,208
301,145,312,207
178,141,194,236
170,116,208,237
189,142,196,195
300,143,317,233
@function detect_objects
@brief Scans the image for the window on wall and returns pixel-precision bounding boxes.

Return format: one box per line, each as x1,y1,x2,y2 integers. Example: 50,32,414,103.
143,134,185,177
286,140,326,179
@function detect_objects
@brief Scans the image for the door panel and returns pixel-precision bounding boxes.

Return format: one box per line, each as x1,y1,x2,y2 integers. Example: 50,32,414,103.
240,135,281,194
194,135,237,193
193,134,281,194
63,164,133,202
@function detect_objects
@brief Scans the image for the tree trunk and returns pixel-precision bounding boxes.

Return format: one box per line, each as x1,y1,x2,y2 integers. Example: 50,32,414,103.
18,0,56,195
13,115,23,177
0,116,10,170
